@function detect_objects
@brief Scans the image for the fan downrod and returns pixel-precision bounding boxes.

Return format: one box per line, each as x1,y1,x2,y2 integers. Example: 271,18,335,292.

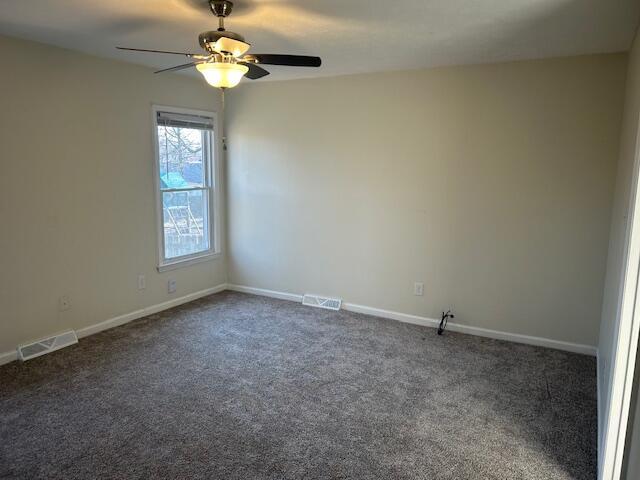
210,0,234,32
200,1,245,50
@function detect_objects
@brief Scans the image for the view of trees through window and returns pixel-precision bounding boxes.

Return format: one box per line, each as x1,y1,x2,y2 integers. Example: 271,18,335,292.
157,125,211,259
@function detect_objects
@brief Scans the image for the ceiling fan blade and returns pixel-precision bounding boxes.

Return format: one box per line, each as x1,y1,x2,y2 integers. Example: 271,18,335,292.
117,47,201,57
154,62,202,74
243,54,321,67
239,62,270,80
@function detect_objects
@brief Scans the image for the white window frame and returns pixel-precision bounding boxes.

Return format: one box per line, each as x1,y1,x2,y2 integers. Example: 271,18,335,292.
151,105,222,272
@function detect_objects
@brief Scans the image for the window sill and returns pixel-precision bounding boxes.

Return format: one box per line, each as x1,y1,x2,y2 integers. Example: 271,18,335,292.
157,252,221,273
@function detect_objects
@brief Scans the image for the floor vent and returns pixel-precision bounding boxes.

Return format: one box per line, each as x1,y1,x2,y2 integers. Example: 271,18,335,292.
302,294,342,311
18,331,78,361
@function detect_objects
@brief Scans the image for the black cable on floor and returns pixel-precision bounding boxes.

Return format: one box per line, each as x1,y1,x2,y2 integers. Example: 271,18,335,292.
437,310,454,335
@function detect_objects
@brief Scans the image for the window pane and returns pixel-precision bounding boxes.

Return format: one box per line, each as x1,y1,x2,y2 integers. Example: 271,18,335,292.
162,190,210,259
157,126,207,188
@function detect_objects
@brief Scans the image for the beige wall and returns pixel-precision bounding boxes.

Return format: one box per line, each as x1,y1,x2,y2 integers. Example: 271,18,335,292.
0,35,226,354
226,54,626,349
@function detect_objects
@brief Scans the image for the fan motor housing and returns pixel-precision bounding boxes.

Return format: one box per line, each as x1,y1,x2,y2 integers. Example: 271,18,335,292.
199,30,246,51
209,0,234,17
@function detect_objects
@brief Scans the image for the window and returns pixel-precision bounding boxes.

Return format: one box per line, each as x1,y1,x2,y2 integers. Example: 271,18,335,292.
152,106,220,271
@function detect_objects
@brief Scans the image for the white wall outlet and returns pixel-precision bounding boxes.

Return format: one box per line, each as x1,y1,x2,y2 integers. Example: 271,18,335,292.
414,282,424,296
137,274,146,291
168,279,177,294
58,295,71,311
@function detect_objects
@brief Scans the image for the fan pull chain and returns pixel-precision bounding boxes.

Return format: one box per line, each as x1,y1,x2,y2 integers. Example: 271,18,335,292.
221,88,227,151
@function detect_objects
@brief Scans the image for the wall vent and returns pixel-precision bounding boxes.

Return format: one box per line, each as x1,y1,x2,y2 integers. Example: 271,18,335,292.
302,294,342,311
18,331,78,361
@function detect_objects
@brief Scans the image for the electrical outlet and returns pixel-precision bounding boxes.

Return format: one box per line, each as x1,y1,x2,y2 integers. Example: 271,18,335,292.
58,295,71,311
168,279,177,294
137,274,146,291
414,282,424,296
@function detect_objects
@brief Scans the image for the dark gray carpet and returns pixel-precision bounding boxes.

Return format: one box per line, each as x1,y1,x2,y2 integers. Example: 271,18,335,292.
0,291,596,479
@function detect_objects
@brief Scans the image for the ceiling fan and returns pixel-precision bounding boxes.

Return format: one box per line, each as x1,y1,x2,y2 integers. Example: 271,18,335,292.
117,0,322,89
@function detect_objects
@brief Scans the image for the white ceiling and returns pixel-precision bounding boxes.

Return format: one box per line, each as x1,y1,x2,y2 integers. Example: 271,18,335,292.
0,0,638,82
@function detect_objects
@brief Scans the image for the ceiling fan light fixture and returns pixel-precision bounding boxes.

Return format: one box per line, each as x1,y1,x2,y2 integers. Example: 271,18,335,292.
118,0,321,84
196,62,248,89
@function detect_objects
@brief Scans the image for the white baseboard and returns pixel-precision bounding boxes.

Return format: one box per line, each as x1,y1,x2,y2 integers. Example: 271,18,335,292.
0,281,597,367
0,283,228,367
227,284,597,356
0,350,18,366
343,301,441,328
226,284,303,302
443,319,597,356
76,283,228,338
